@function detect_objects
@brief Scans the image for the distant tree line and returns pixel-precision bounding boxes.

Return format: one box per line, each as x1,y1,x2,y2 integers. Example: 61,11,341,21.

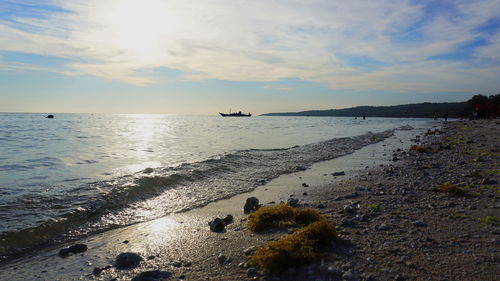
262,102,468,118
466,93,500,119
262,94,500,119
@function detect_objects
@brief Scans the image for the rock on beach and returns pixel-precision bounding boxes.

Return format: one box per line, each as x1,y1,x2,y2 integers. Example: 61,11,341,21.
58,243,88,257
115,252,143,269
244,197,260,213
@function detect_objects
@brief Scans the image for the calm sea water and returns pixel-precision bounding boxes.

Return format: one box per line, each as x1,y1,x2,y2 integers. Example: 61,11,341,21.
0,113,432,258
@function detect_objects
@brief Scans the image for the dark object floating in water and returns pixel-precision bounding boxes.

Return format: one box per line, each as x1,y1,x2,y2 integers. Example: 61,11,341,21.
58,243,88,257
46,114,54,118
219,110,251,117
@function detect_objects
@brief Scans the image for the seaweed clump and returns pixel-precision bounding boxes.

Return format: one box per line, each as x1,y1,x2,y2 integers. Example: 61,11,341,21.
247,204,323,232
438,183,470,197
249,220,337,273
477,216,500,225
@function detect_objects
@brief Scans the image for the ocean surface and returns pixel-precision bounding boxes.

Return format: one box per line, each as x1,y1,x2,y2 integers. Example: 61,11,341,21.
0,113,433,258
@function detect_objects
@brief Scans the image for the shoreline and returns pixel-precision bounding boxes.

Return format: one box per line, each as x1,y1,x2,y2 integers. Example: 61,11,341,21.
0,126,411,263
1,120,498,280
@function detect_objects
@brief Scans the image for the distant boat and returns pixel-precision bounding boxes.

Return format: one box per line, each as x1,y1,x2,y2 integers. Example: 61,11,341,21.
219,110,251,117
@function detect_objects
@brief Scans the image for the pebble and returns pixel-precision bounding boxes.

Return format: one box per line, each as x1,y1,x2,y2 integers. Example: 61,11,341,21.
218,254,227,265
92,267,103,276
355,186,365,191
412,220,427,227
395,274,407,281
342,269,360,281
247,267,257,277
377,223,391,231
244,246,256,255
288,198,300,207
344,192,360,199
343,204,358,215
342,217,357,226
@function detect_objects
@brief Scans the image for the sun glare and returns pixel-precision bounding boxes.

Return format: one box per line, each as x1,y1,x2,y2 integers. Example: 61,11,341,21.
107,0,174,62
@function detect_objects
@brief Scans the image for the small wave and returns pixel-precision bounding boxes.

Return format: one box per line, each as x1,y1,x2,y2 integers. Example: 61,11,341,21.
0,164,31,171
396,125,414,131
24,157,63,168
244,146,299,152
76,159,98,164
25,157,61,163
63,177,93,182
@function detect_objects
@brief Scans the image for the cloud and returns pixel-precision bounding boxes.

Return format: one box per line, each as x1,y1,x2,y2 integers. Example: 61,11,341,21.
1,0,499,92
263,85,291,91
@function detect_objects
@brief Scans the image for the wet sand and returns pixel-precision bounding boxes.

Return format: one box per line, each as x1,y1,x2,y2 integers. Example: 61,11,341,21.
3,120,498,281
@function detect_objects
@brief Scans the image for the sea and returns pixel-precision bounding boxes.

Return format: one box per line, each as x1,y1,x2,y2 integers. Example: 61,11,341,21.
0,113,433,259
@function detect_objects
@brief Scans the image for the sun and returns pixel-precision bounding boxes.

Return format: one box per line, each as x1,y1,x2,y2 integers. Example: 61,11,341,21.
106,0,175,62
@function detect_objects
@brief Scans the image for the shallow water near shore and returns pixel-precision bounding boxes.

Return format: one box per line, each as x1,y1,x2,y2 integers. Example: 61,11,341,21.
0,113,433,260
0,125,431,280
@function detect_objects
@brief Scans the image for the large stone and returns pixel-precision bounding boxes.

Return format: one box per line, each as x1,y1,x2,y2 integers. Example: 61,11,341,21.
244,197,260,213
58,243,88,257
208,214,234,232
115,252,143,269
209,218,226,232
131,270,172,281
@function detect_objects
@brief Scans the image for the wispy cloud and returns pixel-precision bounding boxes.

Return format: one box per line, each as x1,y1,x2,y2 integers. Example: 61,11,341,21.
1,0,499,92
263,85,291,91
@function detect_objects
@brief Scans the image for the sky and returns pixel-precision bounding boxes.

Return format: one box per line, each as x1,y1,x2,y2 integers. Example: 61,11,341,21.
0,0,499,114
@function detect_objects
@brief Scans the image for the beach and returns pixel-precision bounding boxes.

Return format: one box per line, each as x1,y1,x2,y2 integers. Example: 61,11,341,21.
0,120,498,281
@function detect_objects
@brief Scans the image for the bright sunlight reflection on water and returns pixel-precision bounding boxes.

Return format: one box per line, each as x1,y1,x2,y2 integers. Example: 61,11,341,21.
120,114,172,172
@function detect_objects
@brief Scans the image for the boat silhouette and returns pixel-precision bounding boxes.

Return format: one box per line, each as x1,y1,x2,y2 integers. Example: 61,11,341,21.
219,110,251,117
